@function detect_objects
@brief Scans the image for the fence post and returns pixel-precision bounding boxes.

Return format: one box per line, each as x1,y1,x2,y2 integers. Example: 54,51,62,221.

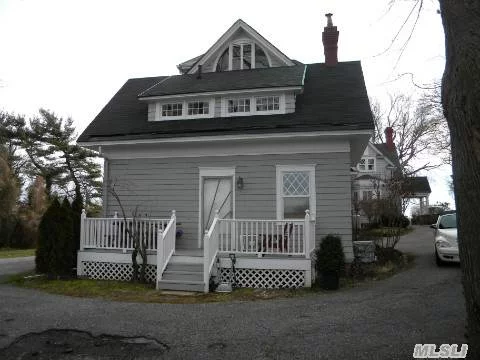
171,210,176,255
304,210,310,259
203,230,209,293
80,209,86,251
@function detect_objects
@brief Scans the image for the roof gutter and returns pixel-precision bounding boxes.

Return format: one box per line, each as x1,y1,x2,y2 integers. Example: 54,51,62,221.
78,129,373,147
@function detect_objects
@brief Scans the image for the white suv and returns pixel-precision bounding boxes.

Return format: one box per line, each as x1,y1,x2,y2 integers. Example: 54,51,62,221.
431,211,459,265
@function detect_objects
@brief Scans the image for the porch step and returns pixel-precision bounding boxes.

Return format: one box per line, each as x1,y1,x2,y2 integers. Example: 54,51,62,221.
158,260,205,292
157,279,205,292
166,262,203,272
169,254,203,265
162,270,203,282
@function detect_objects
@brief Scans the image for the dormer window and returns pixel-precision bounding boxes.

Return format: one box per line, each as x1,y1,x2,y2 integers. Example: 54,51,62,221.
216,42,270,72
162,103,183,117
188,101,209,115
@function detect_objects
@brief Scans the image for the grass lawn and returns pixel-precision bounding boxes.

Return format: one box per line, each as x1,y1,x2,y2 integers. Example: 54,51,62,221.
6,252,415,304
0,248,35,259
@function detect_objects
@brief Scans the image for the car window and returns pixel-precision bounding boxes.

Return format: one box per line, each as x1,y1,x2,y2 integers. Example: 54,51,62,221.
439,214,457,229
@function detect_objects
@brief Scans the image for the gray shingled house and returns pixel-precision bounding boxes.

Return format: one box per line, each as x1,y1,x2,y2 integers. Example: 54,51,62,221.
76,16,374,292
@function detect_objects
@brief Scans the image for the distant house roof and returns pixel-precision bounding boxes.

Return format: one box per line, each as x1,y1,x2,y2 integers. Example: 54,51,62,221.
138,65,305,98
374,143,401,168
78,61,374,143
402,176,432,195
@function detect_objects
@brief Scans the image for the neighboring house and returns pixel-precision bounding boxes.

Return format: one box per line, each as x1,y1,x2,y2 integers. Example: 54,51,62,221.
352,128,432,227
76,15,374,292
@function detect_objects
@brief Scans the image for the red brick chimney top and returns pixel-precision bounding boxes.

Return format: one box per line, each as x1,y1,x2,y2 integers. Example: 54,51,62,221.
322,13,339,66
385,127,394,151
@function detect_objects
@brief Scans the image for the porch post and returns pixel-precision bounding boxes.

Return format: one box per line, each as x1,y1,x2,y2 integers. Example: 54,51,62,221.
304,210,310,259
80,209,86,251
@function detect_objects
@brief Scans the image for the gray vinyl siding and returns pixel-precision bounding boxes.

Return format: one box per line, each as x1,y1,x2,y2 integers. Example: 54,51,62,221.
105,152,353,259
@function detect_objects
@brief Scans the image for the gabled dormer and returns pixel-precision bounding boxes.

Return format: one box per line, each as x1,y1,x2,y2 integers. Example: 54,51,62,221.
178,19,295,74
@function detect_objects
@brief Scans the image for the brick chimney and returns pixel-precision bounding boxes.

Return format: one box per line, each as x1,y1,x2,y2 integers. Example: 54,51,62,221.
385,127,394,151
322,13,339,66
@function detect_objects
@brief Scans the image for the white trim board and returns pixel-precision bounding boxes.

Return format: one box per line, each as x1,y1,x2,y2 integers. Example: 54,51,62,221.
79,129,373,147
138,86,302,101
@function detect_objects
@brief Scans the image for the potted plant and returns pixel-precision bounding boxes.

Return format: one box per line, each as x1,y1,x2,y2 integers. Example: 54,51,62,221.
315,234,345,290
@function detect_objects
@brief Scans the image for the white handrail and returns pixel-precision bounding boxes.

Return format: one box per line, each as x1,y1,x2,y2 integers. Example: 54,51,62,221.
80,214,169,252
156,210,176,285
203,211,220,293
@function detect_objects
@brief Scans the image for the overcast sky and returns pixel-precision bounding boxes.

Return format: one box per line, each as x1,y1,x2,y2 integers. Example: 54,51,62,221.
0,0,453,208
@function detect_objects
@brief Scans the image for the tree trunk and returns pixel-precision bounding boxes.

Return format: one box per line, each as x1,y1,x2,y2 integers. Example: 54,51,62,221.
440,0,480,356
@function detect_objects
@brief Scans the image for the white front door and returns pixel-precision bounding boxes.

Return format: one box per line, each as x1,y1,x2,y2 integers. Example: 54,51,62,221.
201,176,233,235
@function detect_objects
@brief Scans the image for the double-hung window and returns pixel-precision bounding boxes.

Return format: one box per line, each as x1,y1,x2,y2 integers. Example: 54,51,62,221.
223,94,283,117
276,165,316,219
357,157,375,172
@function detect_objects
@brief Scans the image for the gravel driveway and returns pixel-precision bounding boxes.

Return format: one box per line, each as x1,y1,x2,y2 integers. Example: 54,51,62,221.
0,226,466,359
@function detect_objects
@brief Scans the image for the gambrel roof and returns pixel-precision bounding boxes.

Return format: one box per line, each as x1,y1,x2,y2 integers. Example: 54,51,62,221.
78,61,373,143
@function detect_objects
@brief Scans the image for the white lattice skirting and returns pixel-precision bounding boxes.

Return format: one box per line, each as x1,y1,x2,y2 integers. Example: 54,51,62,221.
219,268,305,289
81,261,157,283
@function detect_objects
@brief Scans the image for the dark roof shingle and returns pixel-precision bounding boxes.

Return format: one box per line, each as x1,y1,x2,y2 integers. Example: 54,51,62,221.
138,65,306,98
78,61,373,143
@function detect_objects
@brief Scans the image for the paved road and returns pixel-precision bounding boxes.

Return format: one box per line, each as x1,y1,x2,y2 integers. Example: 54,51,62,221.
0,227,466,359
0,256,35,282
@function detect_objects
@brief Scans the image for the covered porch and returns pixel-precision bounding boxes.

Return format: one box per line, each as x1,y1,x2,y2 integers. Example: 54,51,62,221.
77,210,315,292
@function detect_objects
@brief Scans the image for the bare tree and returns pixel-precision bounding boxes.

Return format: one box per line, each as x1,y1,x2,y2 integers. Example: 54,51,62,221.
372,93,450,176
108,184,148,283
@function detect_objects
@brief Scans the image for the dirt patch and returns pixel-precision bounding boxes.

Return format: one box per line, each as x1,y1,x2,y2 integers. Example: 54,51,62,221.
0,329,168,359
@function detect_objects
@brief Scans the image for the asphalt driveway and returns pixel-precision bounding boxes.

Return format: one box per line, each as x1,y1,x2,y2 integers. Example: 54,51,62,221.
0,226,466,359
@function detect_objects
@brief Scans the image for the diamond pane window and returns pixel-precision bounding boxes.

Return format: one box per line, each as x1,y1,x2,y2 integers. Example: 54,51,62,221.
283,172,309,196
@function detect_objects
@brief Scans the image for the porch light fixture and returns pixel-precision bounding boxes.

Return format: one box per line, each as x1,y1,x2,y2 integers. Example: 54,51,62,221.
236,176,244,190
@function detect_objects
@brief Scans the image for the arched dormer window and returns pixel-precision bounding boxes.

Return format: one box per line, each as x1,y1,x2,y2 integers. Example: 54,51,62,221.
215,41,271,72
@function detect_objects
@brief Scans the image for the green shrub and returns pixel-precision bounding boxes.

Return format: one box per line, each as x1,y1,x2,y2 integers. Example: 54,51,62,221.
9,219,37,249
36,198,75,276
315,234,345,276
36,198,60,273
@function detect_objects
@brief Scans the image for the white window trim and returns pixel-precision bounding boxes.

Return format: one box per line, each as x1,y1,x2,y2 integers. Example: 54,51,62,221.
357,157,376,172
276,165,316,220
154,99,215,121
221,94,285,117
213,41,272,72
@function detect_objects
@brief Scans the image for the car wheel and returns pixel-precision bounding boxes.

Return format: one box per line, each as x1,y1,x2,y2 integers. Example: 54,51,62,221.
435,249,445,267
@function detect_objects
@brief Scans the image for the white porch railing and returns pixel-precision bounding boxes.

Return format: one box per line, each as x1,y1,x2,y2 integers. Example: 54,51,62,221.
156,211,176,284
80,210,170,252
203,211,221,293
216,210,315,257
